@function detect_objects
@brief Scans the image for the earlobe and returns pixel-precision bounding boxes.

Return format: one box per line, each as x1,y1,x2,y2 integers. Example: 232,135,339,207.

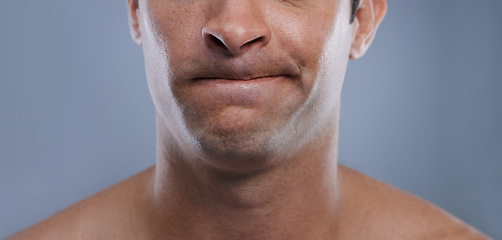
127,0,142,46
349,0,387,59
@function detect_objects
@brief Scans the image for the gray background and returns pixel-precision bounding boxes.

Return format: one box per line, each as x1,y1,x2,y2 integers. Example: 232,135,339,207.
1,0,501,238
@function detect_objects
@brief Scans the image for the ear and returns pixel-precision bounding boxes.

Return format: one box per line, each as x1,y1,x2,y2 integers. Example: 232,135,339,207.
349,0,387,59
127,0,142,45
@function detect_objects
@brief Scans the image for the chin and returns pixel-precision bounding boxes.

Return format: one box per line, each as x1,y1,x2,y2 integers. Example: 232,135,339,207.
193,127,281,173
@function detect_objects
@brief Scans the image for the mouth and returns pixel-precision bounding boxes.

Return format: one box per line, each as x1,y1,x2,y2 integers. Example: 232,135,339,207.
177,56,302,106
193,74,290,82
185,74,294,107
185,56,301,84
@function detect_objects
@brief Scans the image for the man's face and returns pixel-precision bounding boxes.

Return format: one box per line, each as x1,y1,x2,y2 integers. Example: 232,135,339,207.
134,0,355,172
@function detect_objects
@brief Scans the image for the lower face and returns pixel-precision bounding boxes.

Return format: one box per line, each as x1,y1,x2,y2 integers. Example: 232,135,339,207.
139,0,354,173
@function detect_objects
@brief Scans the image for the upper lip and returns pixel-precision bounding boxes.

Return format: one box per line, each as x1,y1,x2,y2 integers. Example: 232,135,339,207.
184,56,300,82
193,74,288,81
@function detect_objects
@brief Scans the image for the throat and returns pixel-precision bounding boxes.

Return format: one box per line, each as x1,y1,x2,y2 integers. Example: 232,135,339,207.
150,153,340,240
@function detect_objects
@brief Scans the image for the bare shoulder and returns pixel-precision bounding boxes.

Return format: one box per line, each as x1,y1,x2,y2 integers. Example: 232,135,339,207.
338,165,490,240
6,167,155,240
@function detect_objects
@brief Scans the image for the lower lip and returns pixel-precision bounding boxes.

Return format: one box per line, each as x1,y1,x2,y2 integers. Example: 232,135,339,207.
194,75,284,84
190,76,288,106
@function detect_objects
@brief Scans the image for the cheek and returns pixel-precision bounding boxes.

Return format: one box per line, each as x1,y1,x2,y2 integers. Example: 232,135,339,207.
140,2,208,109
143,2,207,75
270,6,339,92
276,6,353,131
318,14,354,92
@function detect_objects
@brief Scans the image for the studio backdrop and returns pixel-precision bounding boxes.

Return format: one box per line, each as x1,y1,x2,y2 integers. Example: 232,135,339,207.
1,0,501,238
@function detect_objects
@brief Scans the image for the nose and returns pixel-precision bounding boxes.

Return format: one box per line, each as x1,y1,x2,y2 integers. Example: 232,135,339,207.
202,1,271,56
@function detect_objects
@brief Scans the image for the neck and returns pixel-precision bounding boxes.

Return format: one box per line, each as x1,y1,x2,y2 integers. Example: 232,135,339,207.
148,115,341,240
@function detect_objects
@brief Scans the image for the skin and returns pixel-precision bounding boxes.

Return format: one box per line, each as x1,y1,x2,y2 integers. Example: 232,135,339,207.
8,0,490,239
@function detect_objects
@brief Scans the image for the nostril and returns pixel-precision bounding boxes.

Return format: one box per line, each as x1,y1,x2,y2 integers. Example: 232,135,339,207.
241,36,263,50
207,34,227,49
202,20,272,55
